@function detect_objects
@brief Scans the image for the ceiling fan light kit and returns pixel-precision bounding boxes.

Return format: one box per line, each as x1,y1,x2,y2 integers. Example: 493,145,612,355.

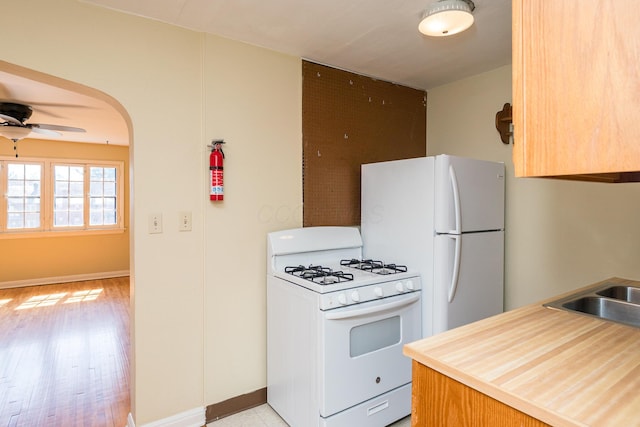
0,125,31,141
419,0,475,37
0,101,85,142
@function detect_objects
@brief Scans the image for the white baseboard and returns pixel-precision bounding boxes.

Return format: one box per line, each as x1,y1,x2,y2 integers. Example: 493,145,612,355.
130,407,206,427
0,270,130,290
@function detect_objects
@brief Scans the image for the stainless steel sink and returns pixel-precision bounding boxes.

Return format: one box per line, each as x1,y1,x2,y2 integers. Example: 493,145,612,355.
596,285,640,304
544,283,640,328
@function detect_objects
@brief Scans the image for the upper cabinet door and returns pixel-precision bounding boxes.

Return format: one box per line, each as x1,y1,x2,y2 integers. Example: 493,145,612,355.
512,0,640,180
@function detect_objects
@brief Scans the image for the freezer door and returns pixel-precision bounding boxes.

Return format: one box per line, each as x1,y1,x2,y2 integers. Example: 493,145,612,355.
361,157,435,265
432,231,504,334
434,155,505,234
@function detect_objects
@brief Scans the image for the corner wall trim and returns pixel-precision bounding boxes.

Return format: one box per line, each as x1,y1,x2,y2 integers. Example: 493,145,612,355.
206,388,267,423
136,407,205,427
0,270,130,290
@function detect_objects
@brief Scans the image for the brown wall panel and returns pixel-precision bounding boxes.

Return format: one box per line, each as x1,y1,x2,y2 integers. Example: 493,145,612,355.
302,61,426,226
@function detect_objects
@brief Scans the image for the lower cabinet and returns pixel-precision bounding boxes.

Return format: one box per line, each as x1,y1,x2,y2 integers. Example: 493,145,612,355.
411,361,549,427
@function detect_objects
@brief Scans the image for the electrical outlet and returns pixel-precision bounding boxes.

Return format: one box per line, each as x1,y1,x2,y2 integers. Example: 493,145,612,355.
179,211,192,232
149,213,163,234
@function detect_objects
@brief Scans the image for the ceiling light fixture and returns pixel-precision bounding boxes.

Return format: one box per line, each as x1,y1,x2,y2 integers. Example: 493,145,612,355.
419,0,475,37
0,125,31,141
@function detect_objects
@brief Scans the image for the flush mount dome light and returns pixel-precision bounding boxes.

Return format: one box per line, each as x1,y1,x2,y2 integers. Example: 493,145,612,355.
419,0,475,37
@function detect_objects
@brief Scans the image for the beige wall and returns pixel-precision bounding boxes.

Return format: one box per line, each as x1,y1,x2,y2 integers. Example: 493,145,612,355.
426,65,640,309
0,139,129,285
1,1,301,425
202,35,302,403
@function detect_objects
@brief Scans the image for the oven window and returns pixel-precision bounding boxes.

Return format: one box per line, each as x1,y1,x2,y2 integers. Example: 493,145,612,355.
350,316,401,357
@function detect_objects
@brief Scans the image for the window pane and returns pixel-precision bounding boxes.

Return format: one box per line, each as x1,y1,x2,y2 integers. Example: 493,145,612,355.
7,181,24,197
7,164,24,180
70,197,83,210
55,181,69,196
26,181,40,196
90,198,103,210
25,165,40,180
25,198,40,212
7,198,24,212
7,213,24,229
55,197,69,210
55,166,69,180
54,165,84,228
55,211,68,226
90,212,103,226
69,211,83,226
104,210,116,225
69,166,84,181
6,163,41,230
104,182,116,197
90,181,103,196
89,166,118,227
70,181,84,197
25,213,40,228
90,167,103,179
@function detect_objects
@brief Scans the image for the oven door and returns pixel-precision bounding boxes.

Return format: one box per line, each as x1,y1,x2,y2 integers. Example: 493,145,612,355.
319,291,421,417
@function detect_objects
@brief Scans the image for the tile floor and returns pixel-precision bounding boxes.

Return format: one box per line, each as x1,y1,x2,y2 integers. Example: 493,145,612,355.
207,404,411,427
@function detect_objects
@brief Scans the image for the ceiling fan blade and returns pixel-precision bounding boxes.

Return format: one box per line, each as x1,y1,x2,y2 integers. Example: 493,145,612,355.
30,127,61,137
0,113,22,125
0,83,13,100
30,123,86,133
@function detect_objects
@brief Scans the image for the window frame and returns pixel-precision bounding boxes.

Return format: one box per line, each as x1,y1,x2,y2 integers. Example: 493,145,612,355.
0,156,125,239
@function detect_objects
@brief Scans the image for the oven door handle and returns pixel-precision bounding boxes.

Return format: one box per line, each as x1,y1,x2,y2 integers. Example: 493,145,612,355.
324,294,420,320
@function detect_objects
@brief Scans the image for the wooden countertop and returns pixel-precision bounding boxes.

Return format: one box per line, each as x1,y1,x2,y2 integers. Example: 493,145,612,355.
404,277,640,427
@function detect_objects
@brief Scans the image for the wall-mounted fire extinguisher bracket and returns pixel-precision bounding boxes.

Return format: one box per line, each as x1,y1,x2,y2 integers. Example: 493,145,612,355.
208,139,225,201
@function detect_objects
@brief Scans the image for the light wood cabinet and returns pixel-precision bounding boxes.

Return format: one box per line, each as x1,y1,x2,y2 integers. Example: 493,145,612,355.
512,0,640,182
411,361,549,427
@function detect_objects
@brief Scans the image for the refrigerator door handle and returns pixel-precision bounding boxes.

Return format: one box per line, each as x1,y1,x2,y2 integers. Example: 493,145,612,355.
448,164,462,234
447,234,462,303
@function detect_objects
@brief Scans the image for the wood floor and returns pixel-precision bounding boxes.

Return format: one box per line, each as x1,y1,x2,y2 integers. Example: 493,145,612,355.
0,277,130,427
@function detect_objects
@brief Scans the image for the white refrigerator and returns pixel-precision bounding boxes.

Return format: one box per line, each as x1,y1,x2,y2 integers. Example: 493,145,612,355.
361,155,505,337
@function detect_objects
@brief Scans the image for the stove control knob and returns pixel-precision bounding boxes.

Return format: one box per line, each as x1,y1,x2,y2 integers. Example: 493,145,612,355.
338,294,348,305
351,291,361,302
395,282,405,293
405,280,415,291
374,287,384,298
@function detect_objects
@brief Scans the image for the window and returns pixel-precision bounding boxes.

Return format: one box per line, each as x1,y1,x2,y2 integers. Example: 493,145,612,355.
6,163,42,230
0,157,124,236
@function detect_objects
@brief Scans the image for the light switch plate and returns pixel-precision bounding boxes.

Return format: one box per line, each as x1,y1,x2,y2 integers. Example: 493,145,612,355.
179,211,192,231
149,213,163,234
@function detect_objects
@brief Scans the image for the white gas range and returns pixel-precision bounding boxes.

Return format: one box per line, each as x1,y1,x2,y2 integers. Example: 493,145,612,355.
266,226,421,427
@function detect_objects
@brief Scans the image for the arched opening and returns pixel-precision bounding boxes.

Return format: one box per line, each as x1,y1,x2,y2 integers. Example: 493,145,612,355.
0,60,134,426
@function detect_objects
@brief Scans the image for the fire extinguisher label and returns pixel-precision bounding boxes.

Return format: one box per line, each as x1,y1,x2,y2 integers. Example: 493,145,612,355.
210,169,224,196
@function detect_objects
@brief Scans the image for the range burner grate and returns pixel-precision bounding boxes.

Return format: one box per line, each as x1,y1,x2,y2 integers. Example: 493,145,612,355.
340,259,408,275
285,265,354,285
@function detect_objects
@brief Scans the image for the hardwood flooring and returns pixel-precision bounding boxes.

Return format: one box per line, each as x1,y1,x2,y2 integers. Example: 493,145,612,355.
0,277,130,427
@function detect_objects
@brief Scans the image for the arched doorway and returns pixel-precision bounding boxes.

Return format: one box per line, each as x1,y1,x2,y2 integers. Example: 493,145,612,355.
0,60,133,426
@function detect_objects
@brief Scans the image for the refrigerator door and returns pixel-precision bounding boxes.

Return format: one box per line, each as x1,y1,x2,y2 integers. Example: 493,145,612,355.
434,155,505,234
433,231,504,334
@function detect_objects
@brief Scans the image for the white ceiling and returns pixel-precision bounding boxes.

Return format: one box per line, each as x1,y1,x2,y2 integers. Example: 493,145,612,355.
83,0,512,90
1,0,512,147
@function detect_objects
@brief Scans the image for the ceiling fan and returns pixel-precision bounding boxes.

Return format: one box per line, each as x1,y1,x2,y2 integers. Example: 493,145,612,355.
0,101,86,142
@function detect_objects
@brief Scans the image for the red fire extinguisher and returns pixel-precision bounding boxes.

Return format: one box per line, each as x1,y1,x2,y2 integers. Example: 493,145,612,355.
209,140,225,201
